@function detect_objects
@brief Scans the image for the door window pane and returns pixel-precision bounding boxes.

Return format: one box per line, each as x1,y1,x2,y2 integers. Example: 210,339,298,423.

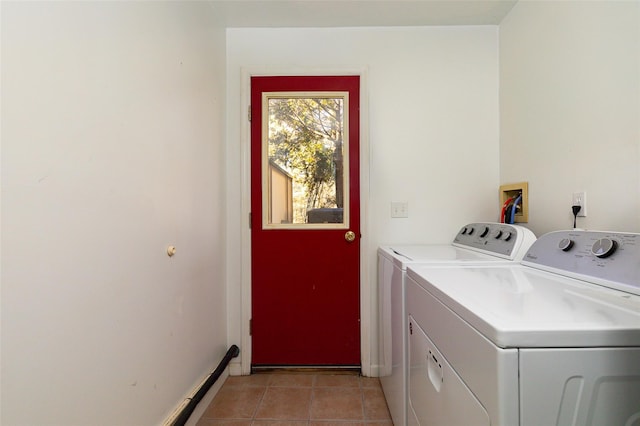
262,92,349,229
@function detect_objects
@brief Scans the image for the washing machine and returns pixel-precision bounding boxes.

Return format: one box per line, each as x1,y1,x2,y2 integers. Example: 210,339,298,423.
406,229,640,426
377,222,536,426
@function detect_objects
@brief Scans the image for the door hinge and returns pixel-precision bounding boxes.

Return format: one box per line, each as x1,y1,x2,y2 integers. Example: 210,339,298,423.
249,318,253,335
409,321,413,335
249,212,252,229
248,105,251,122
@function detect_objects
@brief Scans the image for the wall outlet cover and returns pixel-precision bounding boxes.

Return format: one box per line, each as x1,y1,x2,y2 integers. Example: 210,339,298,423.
572,191,587,217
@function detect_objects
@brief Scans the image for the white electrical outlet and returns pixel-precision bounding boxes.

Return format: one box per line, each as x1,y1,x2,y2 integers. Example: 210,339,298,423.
572,192,587,217
391,201,409,218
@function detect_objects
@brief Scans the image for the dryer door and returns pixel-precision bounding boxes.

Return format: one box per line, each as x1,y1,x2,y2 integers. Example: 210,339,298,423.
408,316,490,426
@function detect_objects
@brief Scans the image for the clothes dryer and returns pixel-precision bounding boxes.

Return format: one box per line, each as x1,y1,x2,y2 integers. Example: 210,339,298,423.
406,230,640,426
377,223,536,426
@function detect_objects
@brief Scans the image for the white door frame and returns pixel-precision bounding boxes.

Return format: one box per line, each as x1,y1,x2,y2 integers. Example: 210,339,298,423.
238,67,372,375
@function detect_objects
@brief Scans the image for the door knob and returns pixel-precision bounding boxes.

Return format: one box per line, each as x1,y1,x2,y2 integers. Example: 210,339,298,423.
345,231,356,242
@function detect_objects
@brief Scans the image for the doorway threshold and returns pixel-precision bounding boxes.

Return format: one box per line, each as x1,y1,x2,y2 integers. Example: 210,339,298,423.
251,365,361,375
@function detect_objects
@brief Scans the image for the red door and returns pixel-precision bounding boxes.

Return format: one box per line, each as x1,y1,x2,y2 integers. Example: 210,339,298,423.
251,76,360,366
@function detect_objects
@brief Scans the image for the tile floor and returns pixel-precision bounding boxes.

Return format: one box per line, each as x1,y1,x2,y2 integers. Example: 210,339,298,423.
196,371,393,425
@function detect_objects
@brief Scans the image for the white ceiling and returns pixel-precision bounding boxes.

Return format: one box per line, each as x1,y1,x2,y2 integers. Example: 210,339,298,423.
210,0,519,27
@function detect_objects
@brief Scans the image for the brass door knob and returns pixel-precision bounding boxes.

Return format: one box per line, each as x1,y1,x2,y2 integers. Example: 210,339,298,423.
345,231,356,242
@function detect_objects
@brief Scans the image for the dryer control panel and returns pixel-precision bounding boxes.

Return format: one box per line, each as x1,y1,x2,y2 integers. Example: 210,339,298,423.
522,230,640,295
452,222,536,261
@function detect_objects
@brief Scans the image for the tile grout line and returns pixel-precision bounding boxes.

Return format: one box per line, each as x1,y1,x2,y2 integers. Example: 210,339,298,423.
360,376,367,422
250,378,269,422
308,374,316,424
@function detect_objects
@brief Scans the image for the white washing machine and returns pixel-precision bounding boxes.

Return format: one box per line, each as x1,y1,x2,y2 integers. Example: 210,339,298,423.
406,230,640,426
377,223,536,426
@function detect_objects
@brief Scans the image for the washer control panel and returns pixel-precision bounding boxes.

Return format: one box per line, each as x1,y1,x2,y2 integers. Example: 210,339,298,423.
522,230,640,295
452,222,536,261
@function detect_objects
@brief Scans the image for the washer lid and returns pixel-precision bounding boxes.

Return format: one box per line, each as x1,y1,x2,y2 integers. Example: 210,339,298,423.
381,245,507,269
407,265,640,348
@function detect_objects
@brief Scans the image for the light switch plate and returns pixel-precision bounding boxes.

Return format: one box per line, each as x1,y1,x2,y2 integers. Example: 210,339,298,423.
391,202,409,218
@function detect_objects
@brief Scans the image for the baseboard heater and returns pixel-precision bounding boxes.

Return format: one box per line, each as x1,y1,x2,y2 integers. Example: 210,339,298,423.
171,345,240,426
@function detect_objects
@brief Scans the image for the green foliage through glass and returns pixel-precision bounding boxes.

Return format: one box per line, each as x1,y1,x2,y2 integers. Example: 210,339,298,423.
267,95,346,224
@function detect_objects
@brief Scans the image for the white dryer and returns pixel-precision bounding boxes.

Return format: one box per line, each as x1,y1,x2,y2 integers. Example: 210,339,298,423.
406,230,640,426
377,223,536,426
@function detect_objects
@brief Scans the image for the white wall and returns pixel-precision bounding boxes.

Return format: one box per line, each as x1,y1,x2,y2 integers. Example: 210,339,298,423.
500,0,640,236
1,2,227,425
225,26,500,373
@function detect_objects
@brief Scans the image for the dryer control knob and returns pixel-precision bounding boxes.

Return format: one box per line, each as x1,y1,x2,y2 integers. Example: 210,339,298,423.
480,227,489,238
558,238,574,252
591,238,617,258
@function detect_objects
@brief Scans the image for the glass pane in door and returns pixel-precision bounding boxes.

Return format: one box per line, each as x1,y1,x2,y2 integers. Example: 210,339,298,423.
262,92,349,229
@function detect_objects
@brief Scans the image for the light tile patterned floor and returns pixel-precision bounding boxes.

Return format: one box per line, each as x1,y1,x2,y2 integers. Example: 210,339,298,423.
196,372,393,425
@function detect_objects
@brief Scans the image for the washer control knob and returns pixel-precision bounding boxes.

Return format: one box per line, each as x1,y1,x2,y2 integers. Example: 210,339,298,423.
467,227,474,235
479,227,489,238
503,231,513,241
558,238,574,251
591,238,617,258
493,230,503,239
461,227,468,235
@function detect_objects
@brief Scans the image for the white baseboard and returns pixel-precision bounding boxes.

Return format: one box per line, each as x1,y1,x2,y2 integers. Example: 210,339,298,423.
368,363,383,378
229,360,243,376
184,367,229,426
162,366,229,426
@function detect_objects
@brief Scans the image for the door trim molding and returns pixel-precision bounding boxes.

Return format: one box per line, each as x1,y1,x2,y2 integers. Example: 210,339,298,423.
237,67,371,375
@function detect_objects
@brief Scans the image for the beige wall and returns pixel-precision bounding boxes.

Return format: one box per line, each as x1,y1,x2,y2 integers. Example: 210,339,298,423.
1,2,227,424
500,0,640,236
